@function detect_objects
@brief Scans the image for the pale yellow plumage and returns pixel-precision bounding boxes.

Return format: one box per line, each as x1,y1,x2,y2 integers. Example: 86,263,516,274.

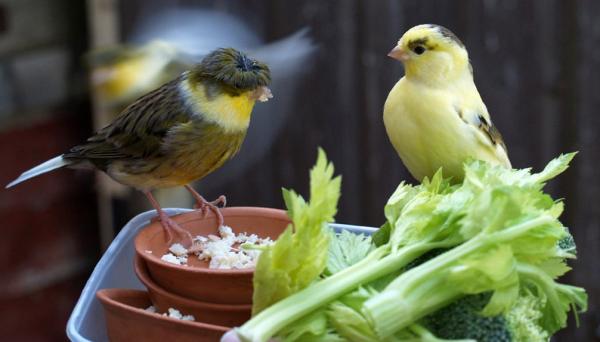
384,24,511,181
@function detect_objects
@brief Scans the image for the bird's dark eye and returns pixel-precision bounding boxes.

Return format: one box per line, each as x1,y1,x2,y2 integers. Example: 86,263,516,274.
413,45,426,55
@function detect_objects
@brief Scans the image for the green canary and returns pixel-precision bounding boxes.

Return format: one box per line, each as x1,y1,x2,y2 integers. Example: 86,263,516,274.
6,48,272,244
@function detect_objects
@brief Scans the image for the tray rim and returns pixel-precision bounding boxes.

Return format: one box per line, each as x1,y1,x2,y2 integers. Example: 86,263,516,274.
66,208,378,342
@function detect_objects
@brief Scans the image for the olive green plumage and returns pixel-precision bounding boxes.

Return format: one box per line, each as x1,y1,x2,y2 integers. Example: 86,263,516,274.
64,74,245,188
7,48,272,191
190,48,271,94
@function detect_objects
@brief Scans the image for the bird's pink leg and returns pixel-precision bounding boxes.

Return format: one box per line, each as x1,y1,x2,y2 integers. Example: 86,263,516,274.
184,185,226,228
144,190,193,246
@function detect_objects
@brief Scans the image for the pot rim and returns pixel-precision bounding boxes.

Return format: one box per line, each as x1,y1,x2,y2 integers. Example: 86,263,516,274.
134,206,291,275
135,255,253,310
96,288,229,332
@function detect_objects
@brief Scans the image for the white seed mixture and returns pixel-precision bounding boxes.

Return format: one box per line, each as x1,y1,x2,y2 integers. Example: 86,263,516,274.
145,305,195,321
169,243,188,256
159,225,273,269
160,250,188,266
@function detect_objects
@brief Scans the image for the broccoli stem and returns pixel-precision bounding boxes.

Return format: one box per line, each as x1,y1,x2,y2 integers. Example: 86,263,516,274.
363,215,554,338
237,241,452,342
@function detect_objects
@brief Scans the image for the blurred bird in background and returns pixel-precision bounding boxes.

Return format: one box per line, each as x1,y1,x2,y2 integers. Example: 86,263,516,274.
384,24,511,182
7,48,273,245
84,8,315,240
89,40,184,110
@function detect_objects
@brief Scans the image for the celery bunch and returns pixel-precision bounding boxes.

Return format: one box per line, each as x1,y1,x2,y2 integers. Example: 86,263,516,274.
237,153,587,342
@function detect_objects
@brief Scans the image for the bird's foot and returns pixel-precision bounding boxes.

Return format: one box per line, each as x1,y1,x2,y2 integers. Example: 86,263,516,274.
184,185,226,227
157,211,194,247
194,195,226,228
144,190,194,247
200,195,226,212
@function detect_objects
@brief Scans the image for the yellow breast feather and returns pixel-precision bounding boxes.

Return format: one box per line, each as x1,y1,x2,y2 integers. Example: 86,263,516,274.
179,77,256,133
384,76,510,181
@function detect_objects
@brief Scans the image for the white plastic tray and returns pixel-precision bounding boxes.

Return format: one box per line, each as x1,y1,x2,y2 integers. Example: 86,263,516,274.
66,208,377,342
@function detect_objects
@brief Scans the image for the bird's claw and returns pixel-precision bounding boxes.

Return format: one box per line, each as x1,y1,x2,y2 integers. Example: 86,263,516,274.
158,213,194,247
211,195,227,208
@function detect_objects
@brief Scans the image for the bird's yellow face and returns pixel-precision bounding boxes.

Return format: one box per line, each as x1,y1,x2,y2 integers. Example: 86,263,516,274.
182,81,263,132
389,24,470,85
184,48,273,132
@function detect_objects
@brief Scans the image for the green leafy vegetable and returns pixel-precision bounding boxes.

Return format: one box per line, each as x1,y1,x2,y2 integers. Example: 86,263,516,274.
328,302,379,342
251,148,341,315
238,153,586,342
326,230,373,275
363,161,585,337
276,309,329,342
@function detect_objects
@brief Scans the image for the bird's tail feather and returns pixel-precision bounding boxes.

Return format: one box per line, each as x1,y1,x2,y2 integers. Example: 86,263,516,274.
5,155,69,188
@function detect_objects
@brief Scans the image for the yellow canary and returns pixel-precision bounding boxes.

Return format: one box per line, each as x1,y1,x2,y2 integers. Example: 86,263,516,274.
384,24,511,182
6,48,272,243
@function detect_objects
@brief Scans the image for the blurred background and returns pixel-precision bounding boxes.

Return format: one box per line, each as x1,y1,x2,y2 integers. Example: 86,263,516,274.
0,0,598,341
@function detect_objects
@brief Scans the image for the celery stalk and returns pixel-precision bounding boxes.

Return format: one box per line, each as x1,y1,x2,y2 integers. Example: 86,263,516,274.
237,242,451,342
362,215,555,338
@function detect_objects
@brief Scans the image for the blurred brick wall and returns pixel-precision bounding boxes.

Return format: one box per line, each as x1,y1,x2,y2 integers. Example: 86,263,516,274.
0,112,99,341
0,0,96,341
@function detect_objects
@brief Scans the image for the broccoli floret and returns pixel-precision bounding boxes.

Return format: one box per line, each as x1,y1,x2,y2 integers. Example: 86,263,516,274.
424,293,511,342
505,291,549,342
424,291,548,342
558,229,576,255
420,232,576,342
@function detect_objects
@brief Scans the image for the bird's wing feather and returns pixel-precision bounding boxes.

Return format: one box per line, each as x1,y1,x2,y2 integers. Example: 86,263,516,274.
458,105,508,154
477,114,508,152
66,77,192,162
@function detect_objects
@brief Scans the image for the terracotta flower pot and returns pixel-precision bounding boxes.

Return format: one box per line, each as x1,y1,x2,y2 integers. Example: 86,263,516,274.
134,255,251,327
134,207,290,304
96,289,228,342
